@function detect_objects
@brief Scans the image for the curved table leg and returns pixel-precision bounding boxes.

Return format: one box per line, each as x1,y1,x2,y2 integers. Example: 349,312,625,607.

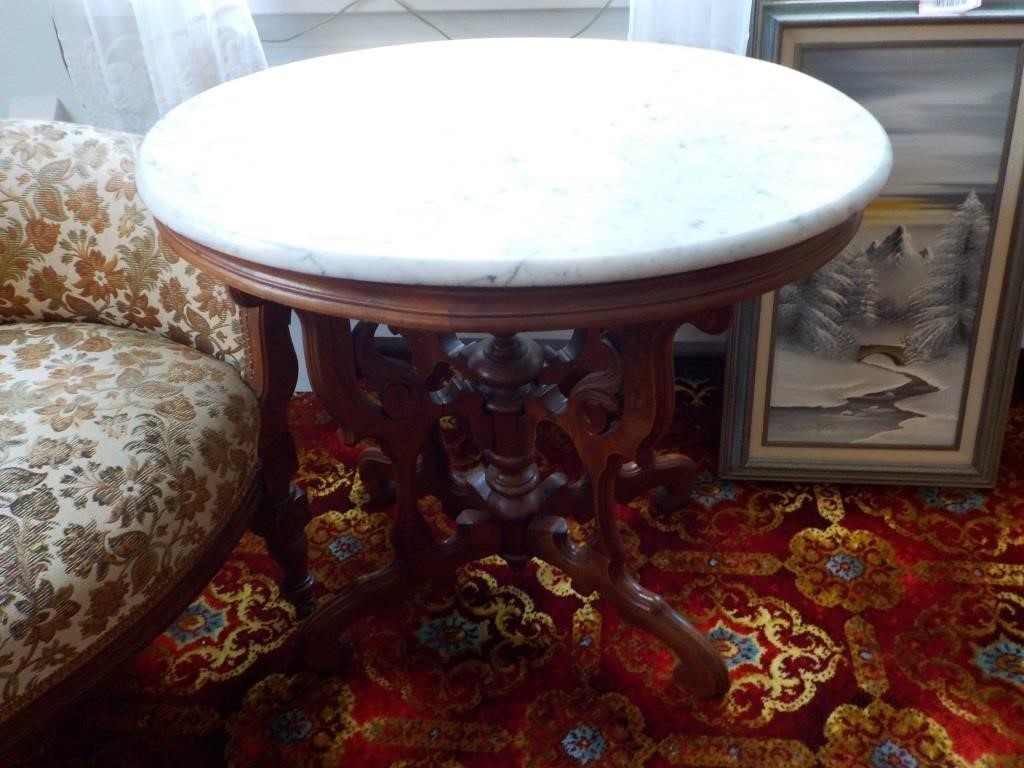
238,295,315,614
617,453,698,513
612,306,733,515
357,445,396,507
252,481,314,613
302,435,422,669
300,560,410,672
293,316,504,671
532,320,728,697
528,514,728,697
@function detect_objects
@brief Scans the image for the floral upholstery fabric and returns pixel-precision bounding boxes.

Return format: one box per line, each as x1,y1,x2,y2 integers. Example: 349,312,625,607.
0,119,250,379
0,121,260,728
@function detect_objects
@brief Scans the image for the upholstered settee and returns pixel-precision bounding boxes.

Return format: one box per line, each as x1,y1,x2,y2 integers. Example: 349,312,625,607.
0,120,311,743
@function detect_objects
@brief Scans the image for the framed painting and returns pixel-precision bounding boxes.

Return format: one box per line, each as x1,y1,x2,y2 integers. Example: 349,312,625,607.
720,0,1024,486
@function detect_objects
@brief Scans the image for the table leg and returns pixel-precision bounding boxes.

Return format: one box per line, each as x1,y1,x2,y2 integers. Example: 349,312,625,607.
234,294,315,614
616,306,733,514
528,514,728,697
295,315,492,670
529,320,729,697
293,314,728,697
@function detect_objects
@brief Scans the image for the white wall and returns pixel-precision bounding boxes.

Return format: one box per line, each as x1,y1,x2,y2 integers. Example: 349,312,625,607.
0,1,81,119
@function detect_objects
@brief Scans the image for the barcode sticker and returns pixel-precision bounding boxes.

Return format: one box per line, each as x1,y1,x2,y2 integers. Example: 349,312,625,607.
919,0,981,14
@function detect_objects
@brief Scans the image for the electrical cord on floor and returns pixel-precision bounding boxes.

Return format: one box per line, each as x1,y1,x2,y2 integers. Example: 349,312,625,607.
259,0,619,44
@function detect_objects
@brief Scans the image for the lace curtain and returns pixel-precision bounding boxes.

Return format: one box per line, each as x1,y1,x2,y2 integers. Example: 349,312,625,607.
50,0,266,133
628,0,753,54
50,0,751,134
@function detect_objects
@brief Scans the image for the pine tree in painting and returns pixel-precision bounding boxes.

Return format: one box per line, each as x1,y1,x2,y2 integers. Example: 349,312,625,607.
840,246,878,327
775,251,856,358
906,191,989,360
775,281,802,342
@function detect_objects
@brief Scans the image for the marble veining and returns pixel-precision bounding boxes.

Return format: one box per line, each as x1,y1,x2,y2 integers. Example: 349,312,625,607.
137,38,892,288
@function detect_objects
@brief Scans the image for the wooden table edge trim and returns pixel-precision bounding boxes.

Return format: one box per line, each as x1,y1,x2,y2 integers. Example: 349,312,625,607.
158,213,862,332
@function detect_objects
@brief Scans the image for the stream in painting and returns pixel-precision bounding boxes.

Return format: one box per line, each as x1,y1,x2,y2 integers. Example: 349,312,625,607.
766,363,940,444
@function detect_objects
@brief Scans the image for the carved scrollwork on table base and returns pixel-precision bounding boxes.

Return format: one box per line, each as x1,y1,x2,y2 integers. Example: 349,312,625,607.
296,311,734,699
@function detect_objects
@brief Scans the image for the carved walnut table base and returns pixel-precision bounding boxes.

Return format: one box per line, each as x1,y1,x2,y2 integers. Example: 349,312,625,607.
158,215,863,700
299,312,733,697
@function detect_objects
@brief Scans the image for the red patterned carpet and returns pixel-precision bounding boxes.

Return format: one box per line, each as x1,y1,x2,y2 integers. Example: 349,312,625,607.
8,359,1024,767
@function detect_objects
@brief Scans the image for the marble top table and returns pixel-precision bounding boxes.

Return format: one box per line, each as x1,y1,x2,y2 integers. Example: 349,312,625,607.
139,37,890,290
139,38,891,701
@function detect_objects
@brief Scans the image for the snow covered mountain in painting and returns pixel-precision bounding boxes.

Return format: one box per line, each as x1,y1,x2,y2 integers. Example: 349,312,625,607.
865,224,918,268
863,225,930,321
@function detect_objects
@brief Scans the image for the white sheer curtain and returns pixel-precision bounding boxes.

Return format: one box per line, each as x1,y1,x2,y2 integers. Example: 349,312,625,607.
628,0,753,55
50,0,266,133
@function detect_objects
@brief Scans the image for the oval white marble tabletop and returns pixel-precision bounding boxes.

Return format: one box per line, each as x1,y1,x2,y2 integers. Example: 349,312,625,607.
138,38,891,288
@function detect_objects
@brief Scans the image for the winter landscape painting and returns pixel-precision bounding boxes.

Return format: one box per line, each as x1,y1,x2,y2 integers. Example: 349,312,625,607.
721,5,1024,486
765,41,1017,447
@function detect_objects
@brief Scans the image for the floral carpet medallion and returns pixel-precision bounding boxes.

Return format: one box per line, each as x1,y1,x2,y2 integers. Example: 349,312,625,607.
358,565,562,716
7,359,1024,767
225,673,358,766
818,699,971,768
785,524,903,612
893,585,1024,746
307,508,395,593
523,689,655,768
129,550,296,694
